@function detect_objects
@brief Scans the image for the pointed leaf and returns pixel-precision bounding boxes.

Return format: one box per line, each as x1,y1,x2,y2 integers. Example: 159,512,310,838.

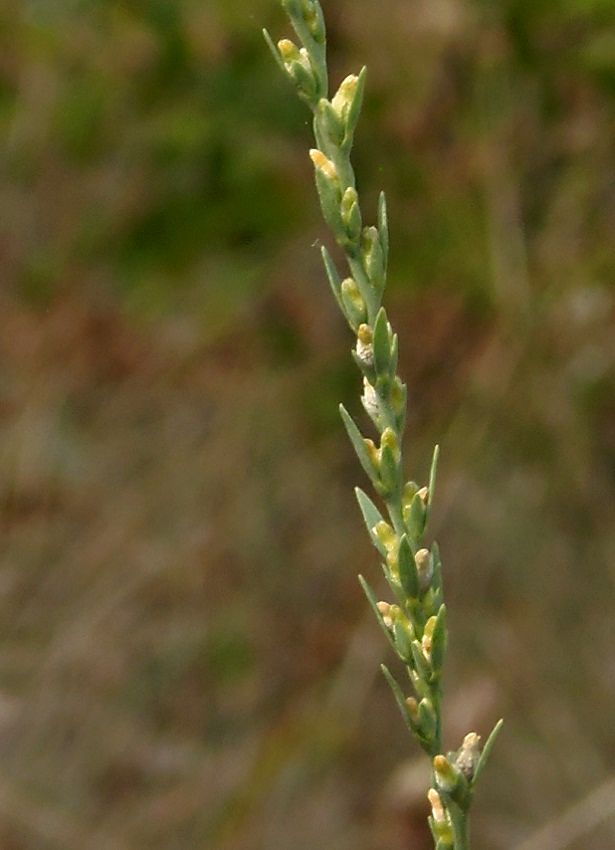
428,444,440,508
406,492,426,542
363,225,386,290
372,307,390,376
428,819,438,845
262,28,288,76
380,663,415,735
355,487,386,555
313,166,342,234
317,97,344,146
411,640,432,682
409,666,430,701
398,534,419,597
345,202,362,243
431,541,443,595
378,190,389,269
339,404,378,485
344,65,366,146
393,378,407,435
321,246,347,316
358,575,396,652
393,621,413,664
472,719,504,786
390,332,399,375
340,283,367,328
381,562,406,607
430,604,447,675
417,697,437,741
379,443,399,496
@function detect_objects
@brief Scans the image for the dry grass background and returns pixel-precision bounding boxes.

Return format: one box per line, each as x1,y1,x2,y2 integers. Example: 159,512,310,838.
0,0,614,848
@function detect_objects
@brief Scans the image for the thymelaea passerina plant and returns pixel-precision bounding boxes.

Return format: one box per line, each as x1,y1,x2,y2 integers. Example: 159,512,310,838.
264,2,502,847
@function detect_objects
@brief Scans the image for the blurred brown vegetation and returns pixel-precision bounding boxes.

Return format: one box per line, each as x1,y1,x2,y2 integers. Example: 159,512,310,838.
0,0,614,848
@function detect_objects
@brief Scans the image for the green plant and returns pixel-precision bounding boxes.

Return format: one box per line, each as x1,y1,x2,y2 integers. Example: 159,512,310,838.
264,2,502,847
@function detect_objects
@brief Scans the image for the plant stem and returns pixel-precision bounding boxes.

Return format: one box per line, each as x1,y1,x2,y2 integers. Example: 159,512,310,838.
265,3,503,846
449,802,471,850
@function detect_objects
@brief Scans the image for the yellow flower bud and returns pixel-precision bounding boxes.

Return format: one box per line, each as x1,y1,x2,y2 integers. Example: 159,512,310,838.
341,278,364,312
357,323,372,345
405,696,419,721
309,148,337,180
372,519,396,551
332,74,359,118
428,788,446,823
456,732,482,779
277,38,299,63
363,437,379,468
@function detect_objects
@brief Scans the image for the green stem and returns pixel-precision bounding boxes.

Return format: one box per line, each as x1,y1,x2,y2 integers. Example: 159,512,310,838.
448,803,470,850
431,688,443,754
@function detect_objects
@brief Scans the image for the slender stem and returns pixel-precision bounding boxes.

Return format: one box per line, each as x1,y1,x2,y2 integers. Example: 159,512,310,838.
449,803,470,850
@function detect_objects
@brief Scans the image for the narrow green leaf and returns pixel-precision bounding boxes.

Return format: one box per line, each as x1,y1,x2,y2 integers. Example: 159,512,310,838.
381,562,406,607
390,332,399,375
281,0,302,15
344,199,362,243
411,640,432,682
379,443,398,497
344,65,367,147
380,663,415,735
313,166,342,233
410,666,430,701
392,377,407,434
430,603,447,675
321,246,345,315
393,622,413,663
378,190,389,269
406,492,426,542
428,444,440,508
362,225,386,290
339,404,378,484
262,28,288,76
355,487,386,555
317,98,344,146
472,719,504,786
358,575,397,652
398,533,419,597
372,307,390,376
417,697,437,740
431,541,443,595
340,283,367,328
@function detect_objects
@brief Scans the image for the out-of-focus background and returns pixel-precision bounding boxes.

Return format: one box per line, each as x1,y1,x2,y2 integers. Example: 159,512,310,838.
1,0,614,848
